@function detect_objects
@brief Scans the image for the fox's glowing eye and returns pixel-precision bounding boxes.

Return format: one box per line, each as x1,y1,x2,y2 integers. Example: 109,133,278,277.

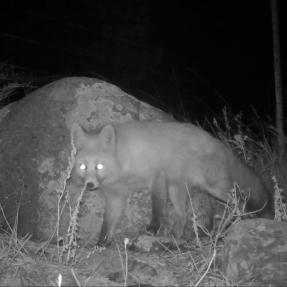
97,163,104,170
79,164,86,170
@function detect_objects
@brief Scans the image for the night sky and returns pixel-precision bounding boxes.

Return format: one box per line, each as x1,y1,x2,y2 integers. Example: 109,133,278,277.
0,0,286,122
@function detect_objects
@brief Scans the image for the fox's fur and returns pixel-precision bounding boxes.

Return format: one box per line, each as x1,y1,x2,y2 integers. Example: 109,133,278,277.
70,121,272,246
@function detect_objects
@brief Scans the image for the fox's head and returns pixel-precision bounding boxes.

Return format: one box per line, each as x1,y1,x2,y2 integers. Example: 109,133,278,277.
71,123,120,191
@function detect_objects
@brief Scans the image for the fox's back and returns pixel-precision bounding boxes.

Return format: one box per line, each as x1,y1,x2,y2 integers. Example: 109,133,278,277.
115,121,224,156
116,121,218,146
113,121,229,183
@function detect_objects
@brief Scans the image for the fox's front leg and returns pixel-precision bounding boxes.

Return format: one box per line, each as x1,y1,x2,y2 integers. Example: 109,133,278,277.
147,171,168,235
96,188,127,247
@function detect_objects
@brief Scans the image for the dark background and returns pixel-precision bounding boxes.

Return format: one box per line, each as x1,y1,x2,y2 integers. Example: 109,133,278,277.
0,0,286,122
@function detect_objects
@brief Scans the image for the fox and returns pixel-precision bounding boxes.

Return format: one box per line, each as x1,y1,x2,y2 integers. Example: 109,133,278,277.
70,121,272,247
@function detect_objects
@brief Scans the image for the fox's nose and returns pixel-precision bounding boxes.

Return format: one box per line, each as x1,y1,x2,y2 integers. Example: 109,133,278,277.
86,182,97,190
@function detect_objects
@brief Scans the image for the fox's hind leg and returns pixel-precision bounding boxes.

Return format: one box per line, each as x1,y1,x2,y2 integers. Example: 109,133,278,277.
186,188,216,237
168,183,187,238
147,171,168,235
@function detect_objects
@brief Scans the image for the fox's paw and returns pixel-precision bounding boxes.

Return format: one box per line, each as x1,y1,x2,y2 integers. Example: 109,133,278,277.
146,221,160,235
92,244,106,253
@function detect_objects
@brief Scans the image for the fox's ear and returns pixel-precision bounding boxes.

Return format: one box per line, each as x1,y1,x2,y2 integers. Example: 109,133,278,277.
71,122,86,149
99,124,116,151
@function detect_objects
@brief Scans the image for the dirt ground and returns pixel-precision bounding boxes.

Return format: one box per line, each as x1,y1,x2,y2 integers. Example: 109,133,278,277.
0,232,236,287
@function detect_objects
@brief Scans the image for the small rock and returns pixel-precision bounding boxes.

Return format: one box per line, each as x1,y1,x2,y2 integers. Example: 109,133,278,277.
222,218,287,286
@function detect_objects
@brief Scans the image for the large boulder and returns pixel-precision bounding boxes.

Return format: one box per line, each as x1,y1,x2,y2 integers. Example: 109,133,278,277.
0,77,219,246
0,77,172,243
222,218,287,286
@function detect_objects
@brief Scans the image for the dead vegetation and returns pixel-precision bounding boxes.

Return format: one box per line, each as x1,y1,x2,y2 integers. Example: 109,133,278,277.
1,182,279,287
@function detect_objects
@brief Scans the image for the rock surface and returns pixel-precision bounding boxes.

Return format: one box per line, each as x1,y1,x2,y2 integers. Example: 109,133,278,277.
0,77,219,246
222,218,287,286
0,78,220,248
0,77,170,243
